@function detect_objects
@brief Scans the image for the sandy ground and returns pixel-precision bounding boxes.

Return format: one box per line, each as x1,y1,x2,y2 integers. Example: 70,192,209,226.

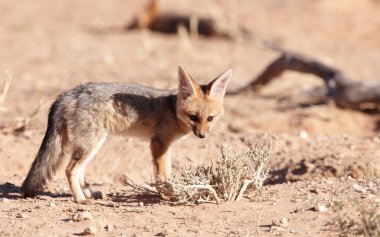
1,0,380,236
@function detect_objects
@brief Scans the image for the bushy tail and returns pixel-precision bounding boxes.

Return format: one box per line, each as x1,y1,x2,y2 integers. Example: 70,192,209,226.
21,98,68,197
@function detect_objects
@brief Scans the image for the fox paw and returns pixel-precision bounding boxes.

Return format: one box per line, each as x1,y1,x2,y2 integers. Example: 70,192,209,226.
159,192,171,201
73,199,95,205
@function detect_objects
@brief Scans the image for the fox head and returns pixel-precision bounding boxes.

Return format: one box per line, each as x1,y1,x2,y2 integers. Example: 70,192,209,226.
176,65,232,138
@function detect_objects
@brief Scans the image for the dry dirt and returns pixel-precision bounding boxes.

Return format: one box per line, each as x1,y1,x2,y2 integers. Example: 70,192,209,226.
1,0,380,236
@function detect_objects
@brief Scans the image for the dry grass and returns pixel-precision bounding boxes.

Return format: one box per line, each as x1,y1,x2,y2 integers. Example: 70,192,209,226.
213,138,272,201
331,201,380,237
0,70,12,113
1,100,45,134
124,134,272,205
0,71,45,134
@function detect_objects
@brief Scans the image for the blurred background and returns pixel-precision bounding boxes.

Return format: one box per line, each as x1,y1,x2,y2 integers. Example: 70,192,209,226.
0,0,379,183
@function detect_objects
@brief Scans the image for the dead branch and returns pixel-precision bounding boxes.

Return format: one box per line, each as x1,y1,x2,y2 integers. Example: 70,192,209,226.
236,53,380,110
235,179,254,201
122,174,157,195
167,183,220,204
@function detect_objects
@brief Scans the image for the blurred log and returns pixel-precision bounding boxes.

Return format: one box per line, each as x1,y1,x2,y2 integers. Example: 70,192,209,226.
128,13,221,37
236,53,380,110
126,0,248,39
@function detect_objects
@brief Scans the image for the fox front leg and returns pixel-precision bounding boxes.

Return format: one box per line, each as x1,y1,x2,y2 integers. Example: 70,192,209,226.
150,139,172,181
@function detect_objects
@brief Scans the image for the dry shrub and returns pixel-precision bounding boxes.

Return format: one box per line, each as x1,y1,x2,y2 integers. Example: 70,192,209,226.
331,201,380,237
155,166,218,205
124,134,272,205
213,145,249,201
215,138,272,201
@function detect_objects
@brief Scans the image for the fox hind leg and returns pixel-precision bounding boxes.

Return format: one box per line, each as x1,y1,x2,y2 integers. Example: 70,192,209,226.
66,158,86,203
66,134,107,204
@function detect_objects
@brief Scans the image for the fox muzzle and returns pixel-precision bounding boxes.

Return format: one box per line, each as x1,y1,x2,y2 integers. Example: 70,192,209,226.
192,127,207,139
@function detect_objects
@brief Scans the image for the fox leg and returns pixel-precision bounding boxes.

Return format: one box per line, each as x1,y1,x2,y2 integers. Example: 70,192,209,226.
79,176,103,200
66,134,107,204
66,158,86,203
150,139,172,181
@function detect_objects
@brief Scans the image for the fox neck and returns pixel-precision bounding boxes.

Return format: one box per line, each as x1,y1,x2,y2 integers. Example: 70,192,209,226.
169,95,192,135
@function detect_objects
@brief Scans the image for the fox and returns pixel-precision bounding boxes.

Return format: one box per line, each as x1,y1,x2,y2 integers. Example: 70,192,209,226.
21,66,232,204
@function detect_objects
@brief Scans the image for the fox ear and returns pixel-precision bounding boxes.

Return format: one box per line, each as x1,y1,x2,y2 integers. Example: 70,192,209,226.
208,69,232,99
178,65,197,98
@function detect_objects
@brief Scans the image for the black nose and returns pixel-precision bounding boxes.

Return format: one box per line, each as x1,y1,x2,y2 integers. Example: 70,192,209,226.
198,134,205,138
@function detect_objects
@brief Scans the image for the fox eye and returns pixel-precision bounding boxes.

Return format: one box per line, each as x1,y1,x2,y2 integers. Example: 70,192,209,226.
207,116,214,122
189,114,199,122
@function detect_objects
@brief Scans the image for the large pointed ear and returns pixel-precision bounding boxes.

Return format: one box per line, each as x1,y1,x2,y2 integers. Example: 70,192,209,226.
208,69,232,99
178,65,197,98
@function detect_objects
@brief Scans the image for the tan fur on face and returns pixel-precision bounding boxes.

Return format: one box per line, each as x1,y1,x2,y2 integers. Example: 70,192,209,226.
176,66,231,138
176,89,224,138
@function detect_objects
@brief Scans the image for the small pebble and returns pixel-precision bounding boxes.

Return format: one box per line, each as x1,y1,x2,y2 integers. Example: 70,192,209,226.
49,201,56,207
72,211,92,222
272,217,289,228
138,202,144,207
314,203,327,212
155,230,168,236
92,191,103,200
1,198,10,203
353,184,367,194
144,225,152,230
105,224,113,232
299,130,309,140
16,213,28,218
81,226,97,235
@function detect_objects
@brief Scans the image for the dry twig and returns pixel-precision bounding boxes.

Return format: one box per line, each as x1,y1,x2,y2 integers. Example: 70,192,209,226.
122,174,157,195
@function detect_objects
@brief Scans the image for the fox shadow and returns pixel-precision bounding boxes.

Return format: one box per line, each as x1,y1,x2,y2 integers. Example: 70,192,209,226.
106,192,162,206
0,181,161,204
0,182,71,200
0,182,21,199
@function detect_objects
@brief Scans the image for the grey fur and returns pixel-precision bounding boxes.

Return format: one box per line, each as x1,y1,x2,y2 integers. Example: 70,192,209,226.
21,82,178,197
21,96,68,197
